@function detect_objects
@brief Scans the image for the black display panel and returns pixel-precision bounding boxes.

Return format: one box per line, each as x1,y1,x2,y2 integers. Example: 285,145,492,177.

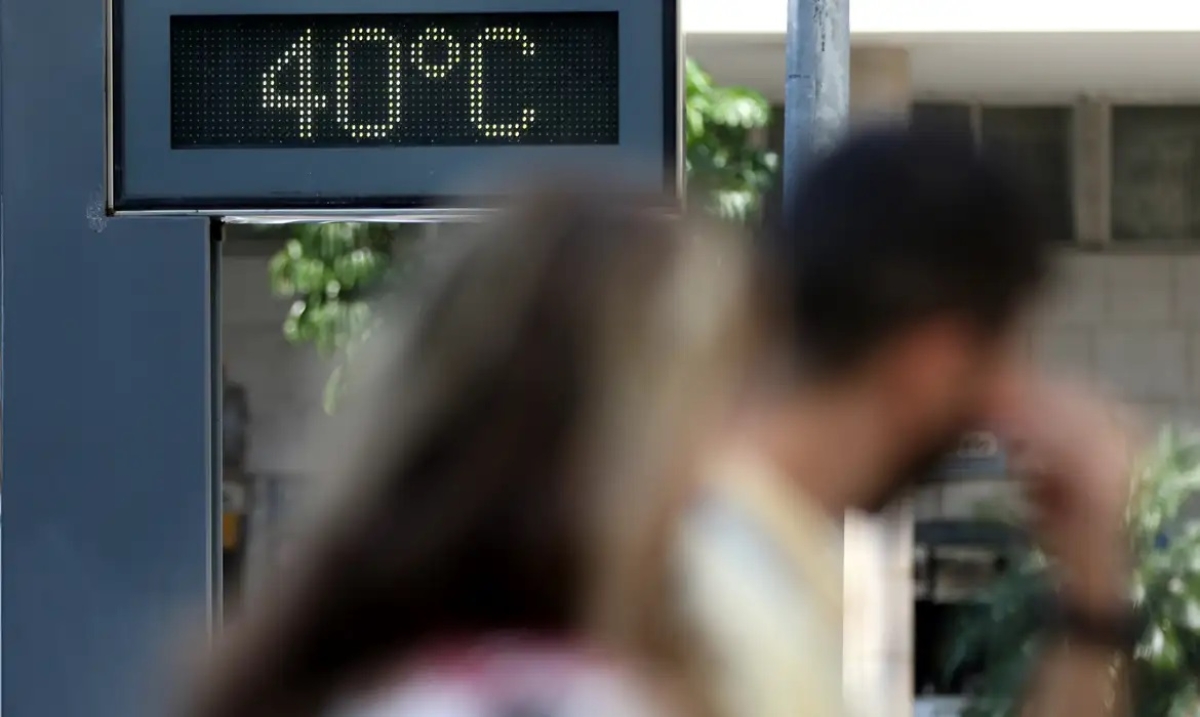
170,13,620,148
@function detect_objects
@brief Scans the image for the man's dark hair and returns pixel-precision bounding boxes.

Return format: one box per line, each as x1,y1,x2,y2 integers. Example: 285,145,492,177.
761,125,1054,376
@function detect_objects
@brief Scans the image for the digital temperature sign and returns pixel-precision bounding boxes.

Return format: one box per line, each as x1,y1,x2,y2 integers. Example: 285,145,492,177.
170,14,619,148
110,0,678,213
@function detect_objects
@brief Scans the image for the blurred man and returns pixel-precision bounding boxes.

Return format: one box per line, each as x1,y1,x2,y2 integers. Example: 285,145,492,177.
682,127,1139,717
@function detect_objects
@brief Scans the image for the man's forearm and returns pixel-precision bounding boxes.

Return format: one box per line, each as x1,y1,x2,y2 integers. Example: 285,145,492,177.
1020,643,1127,717
1019,544,1133,716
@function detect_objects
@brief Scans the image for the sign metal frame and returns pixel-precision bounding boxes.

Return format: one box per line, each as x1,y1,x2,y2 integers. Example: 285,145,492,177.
105,0,682,217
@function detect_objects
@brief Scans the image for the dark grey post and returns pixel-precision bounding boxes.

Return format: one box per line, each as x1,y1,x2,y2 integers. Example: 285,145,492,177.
2,2,216,717
782,0,850,220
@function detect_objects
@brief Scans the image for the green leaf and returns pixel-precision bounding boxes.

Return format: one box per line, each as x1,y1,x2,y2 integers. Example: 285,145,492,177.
685,57,777,226
706,91,772,128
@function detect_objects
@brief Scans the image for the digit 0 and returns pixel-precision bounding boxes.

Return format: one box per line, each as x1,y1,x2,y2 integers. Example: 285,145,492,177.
335,27,403,139
470,27,536,138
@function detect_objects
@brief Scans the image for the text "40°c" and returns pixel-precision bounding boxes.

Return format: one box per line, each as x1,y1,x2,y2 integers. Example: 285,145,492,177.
262,26,537,140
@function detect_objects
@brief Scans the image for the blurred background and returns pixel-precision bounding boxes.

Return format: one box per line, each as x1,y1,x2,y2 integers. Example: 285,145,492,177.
209,3,1200,715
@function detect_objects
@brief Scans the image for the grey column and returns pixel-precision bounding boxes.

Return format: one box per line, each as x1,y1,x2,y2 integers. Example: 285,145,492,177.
2,1,216,717
782,0,850,225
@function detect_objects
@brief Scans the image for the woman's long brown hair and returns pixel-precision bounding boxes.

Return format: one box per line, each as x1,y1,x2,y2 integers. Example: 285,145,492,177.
183,187,759,717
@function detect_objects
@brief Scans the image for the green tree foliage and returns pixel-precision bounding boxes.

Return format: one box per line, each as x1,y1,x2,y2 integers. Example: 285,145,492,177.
944,427,1200,717
685,58,778,222
266,222,419,411
268,59,777,411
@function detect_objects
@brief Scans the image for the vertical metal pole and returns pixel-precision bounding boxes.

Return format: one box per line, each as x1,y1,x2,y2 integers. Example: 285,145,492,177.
782,0,852,706
782,0,850,222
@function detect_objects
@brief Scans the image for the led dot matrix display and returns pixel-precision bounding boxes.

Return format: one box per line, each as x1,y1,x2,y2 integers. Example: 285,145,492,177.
171,13,619,148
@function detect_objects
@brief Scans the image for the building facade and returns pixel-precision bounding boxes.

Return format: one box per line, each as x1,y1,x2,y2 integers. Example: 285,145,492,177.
688,3,1200,715
221,3,1200,714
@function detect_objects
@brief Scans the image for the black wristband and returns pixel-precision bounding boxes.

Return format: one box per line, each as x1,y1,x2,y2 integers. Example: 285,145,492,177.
1043,597,1146,655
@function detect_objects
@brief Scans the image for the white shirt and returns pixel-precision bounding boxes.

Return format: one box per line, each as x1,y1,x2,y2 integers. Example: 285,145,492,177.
680,449,848,717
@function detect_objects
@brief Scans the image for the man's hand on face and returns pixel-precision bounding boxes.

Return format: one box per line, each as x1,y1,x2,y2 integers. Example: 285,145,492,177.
998,379,1143,616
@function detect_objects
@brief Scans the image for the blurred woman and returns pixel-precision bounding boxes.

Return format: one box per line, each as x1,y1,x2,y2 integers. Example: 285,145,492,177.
183,188,760,717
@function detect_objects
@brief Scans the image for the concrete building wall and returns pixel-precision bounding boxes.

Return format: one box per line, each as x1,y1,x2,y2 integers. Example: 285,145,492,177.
1038,254,1200,428
915,254,1200,518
